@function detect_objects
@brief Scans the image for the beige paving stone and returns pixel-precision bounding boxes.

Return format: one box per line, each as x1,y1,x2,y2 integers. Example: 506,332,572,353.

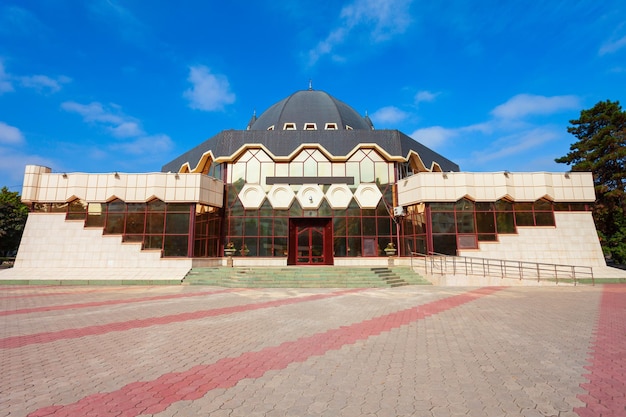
1,284,615,417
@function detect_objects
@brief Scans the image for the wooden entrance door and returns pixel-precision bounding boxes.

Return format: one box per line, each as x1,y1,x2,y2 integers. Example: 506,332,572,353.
288,218,333,265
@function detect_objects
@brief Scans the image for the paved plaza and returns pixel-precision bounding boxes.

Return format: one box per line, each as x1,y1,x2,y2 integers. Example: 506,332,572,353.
1,283,625,417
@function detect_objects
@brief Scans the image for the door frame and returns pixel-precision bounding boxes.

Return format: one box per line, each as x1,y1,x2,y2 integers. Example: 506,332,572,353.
288,218,333,265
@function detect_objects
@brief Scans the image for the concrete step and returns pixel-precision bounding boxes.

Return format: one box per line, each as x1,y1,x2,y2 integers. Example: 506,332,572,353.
183,266,431,288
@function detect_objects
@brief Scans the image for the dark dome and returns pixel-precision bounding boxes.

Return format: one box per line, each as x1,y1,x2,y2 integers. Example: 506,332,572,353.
248,89,374,131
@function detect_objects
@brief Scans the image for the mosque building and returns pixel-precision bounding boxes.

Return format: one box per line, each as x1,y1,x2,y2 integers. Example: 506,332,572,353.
2,88,609,281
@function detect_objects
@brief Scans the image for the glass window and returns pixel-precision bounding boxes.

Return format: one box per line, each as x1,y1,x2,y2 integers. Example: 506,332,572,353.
433,235,456,256
333,217,347,236
148,199,165,212
456,212,475,233
289,162,303,176
259,217,273,235
495,200,513,211
334,237,347,256
431,212,455,233
260,163,274,186
274,217,288,236
318,161,331,176
104,213,124,234
430,202,455,212
455,199,474,211
476,212,496,234
362,217,376,236
244,218,258,236
303,158,317,176
346,162,360,184
374,162,389,184
274,237,287,256
534,200,552,211
259,237,273,256
259,200,274,216
164,235,188,257
496,212,516,233
246,158,260,184
86,203,105,227
515,211,534,226
377,218,391,236
144,235,163,250
535,212,555,226
228,217,243,235
230,162,246,184
346,217,362,236
475,202,495,211
146,212,164,233
289,199,302,217
360,158,375,183
165,212,189,234
125,203,146,234
66,199,87,221
457,234,477,249
348,237,361,257
275,163,288,177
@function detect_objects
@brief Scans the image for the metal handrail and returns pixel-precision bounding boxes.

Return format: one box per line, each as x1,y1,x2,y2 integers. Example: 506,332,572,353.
409,251,594,285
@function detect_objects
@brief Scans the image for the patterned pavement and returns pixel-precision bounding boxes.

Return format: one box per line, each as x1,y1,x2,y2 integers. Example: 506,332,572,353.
1,283,625,417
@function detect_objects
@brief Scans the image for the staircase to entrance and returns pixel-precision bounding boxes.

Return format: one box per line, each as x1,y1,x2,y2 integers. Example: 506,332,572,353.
183,266,431,288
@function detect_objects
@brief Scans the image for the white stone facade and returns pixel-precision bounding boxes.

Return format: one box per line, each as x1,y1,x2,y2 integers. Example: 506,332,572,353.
397,171,595,204
4,213,191,280
21,165,223,206
459,212,605,267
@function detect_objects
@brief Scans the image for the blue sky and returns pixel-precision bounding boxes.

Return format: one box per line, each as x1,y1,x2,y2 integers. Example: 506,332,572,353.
1,0,625,192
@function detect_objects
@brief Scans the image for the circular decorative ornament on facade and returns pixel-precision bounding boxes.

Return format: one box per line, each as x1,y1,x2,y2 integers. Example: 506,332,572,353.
267,184,295,209
325,184,353,209
354,184,382,209
296,184,324,209
238,184,266,209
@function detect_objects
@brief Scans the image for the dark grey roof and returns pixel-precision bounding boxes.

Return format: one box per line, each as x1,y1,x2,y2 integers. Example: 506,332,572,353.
161,129,460,172
248,89,373,131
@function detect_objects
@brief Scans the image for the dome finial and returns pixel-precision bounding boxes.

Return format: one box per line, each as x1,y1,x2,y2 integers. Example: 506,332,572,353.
308,79,313,90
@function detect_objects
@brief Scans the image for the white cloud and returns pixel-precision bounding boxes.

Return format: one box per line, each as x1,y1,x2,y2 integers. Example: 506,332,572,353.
0,5,45,37
340,0,413,42
491,94,580,120
1,60,70,94
0,61,14,94
414,90,440,104
371,106,409,125
599,35,626,56
307,0,413,66
60,100,174,160
62,101,134,126
0,146,55,190
61,101,148,139
108,122,144,138
410,126,459,149
0,121,24,145
87,0,148,46
110,134,173,155
469,128,560,165
183,65,235,111
20,74,71,93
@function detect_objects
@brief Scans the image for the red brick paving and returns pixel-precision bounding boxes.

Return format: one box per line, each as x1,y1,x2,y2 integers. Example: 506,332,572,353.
0,286,138,300
0,288,236,316
0,288,364,349
26,287,503,417
575,284,626,417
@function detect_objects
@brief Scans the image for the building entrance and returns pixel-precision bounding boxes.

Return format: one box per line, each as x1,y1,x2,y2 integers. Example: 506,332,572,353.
288,218,333,265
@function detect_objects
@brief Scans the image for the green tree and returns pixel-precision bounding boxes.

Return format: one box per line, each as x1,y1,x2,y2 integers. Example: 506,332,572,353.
0,187,29,257
556,100,626,263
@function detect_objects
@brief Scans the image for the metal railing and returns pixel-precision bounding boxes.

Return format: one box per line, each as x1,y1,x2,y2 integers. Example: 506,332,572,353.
410,252,594,285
